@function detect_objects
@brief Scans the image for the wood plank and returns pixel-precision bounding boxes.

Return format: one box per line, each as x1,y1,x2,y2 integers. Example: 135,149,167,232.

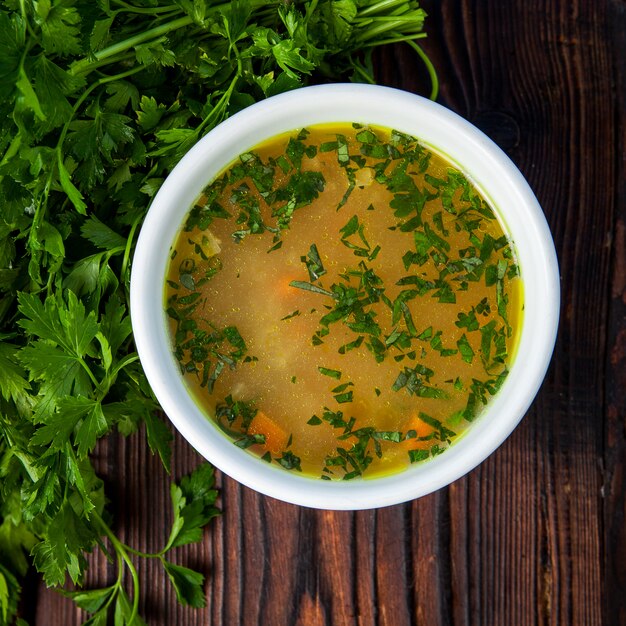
604,0,626,624
410,491,453,626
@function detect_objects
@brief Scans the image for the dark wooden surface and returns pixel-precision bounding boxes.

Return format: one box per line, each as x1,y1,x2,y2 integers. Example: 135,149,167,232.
28,1,626,624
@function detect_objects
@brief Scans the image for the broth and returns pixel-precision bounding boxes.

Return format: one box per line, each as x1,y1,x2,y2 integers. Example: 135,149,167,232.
165,124,522,480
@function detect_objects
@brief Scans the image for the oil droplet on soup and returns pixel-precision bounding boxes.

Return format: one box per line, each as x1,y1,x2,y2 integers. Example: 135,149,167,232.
165,124,523,480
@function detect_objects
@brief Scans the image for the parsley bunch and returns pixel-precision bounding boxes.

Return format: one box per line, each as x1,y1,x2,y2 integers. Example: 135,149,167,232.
0,0,435,622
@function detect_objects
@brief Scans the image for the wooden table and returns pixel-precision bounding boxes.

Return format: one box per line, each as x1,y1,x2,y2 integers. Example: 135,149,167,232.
28,1,626,623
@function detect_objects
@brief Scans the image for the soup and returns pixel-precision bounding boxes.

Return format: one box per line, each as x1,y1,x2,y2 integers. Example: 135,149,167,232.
165,124,522,480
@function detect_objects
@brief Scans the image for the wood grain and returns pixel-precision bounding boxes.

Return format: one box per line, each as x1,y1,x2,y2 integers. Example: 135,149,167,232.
604,1,626,625
28,1,624,624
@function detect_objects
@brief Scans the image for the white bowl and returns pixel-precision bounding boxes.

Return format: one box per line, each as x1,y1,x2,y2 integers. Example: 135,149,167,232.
131,83,559,510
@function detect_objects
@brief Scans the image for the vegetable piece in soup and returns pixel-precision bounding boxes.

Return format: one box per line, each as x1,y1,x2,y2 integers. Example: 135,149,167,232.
165,124,523,480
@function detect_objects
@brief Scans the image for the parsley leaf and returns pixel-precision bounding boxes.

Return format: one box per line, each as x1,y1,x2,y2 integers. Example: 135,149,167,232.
166,463,220,549
163,560,206,608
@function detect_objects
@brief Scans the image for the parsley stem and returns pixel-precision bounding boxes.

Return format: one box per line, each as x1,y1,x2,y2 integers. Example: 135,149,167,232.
355,15,424,23
357,23,427,43
93,548,125,616
18,0,39,41
358,31,427,47
69,16,194,76
406,40,439,101
110,0,180,15
121,214,142,288
110,353,140,380
75,51,136,75
93,511,141,623
123,541,173,559
358,0,414,17
79,357,101,389
196,63,242,135
351,62,377,85
124,546,159,559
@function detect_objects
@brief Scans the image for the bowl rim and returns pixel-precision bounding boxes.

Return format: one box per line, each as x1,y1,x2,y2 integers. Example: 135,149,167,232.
130,83,560,510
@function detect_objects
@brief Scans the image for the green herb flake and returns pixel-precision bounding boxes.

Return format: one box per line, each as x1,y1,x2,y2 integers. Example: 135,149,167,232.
179,273,196,291
456,308,479,331
320,141,338,152
334,391,354,404
289,280,335,298
281,310,301,321
338,335,364,354
302,243,326,281
318,366,342,379
457,334,475,363
336,134,350,165
408,449,430,463
340,215,360,238
235,433,266,449
373,431,403,443
276,451,302,472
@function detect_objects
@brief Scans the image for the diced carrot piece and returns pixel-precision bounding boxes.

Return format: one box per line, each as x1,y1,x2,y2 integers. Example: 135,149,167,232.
398,414,436,450
248,411,288,455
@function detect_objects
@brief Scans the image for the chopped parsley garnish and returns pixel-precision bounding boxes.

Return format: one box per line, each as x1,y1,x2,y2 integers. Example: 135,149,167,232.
167,121,519,489
303,243,327,281
281,309,301,320
276,451,302,472
318,366,342,379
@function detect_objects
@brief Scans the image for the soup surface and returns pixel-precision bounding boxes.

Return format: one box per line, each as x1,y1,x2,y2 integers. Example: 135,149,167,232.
165,124,522,479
